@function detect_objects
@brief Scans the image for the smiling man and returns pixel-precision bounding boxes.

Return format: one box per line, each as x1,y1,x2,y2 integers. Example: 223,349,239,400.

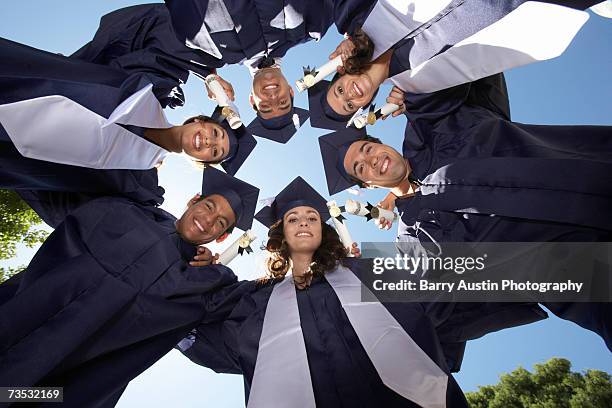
320,74,612,351
166,0,371,143
0,167,259,406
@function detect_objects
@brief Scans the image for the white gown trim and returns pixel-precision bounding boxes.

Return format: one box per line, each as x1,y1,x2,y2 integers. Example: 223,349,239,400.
389,2,589,93
0,84,170,170
248,264,449,408
247,275,316,408
362,0,455,61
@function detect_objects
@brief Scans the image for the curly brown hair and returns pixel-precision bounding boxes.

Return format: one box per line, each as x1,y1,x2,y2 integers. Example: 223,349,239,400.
263,219,349,280
343,28,375,75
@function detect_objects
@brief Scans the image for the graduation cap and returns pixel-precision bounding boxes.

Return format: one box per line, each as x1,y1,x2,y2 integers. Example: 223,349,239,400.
307,80,354,131
255,176,330,228
201,166,260,231
318,127,367,195
211,106,257,175
247,104,310,144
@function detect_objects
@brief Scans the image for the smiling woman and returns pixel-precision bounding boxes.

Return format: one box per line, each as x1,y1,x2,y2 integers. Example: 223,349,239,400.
264,206,347,289
310,0,599,130
177,176,547,407
0,4,259,205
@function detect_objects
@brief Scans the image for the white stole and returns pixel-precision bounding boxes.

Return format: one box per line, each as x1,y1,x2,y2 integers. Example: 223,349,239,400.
362,0,455,61
247,276,316,408
362,1,589,94
248,265,448,408
0,84,171,170
186,0,234,59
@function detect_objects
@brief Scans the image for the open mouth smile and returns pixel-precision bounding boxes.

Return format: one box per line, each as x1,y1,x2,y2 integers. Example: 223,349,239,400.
193,217,206,233
194,133,202,151
352,82,363,97
380,157,390,175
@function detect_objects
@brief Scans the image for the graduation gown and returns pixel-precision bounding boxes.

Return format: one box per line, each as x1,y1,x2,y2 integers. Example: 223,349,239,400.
349,0,597,94
0,197,237,407
164,0,377,71
396,73,612,350
71,4,220,107
0,37,166,205
179,258,546,407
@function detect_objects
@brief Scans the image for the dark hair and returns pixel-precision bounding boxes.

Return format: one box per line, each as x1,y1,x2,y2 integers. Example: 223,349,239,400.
182,115,225,168
326,29,378,110
262,219,349,280
182,114,215,126
349,135,383,188
344,29,375,75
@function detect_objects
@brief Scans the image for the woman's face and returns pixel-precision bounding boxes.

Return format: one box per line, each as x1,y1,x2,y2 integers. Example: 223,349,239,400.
326,73,376,115
179,120,230,163
283,206,323,255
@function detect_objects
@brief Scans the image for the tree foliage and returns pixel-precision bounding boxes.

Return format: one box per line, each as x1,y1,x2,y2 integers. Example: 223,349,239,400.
0,189,48,261
0,265,24,284
466,358,612,408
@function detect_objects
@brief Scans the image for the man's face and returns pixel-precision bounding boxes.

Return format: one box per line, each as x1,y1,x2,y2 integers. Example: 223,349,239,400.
176,194,236,244
326,73,376,115
250,68,294,119
180,120,230,163
343,140,408,188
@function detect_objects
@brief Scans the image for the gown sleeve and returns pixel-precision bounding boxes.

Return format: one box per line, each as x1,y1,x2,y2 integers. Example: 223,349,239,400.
178,279,261,375
333,0,378,35
404,74,509,121
15,190,95,229
71,4,218,108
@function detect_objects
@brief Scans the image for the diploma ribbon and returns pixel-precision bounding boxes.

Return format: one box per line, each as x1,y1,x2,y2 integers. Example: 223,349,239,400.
329,203,347,222
238,245,254,256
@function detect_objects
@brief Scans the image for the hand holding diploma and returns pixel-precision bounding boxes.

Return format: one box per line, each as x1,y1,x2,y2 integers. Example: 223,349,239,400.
205,74,242,129
190,246,219,267
217,230,257,265
344,197,398,230
296,55,343,92
329,36,356,74
375,193,398,230
381,86,406,119
205,75,235,102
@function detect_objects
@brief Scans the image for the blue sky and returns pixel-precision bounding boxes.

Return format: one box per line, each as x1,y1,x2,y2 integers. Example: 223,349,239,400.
0,1,610,406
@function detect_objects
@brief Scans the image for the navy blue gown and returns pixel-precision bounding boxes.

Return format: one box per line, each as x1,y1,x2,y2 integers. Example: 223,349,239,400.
334,0,601,78
1,4,223,205
396,73,612,350
0,37,165,206
71,3,220,107
179,258,546,407
164,0,377,69
0,196,237,407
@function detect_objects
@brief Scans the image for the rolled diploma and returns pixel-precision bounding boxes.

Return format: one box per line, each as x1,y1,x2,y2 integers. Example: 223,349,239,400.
352,103,400,129
217,229,257,265
327,200,355,257
370,206,398,223
351,115,368,129
205,75,242,129
296,56,343,91
344,199,369,217
378,103,400,117
345,199,397,224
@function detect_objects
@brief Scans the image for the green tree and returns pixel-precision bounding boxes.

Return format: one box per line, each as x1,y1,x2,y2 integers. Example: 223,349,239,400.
466,358,612,408
0,265,24,284
0,190,48,282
